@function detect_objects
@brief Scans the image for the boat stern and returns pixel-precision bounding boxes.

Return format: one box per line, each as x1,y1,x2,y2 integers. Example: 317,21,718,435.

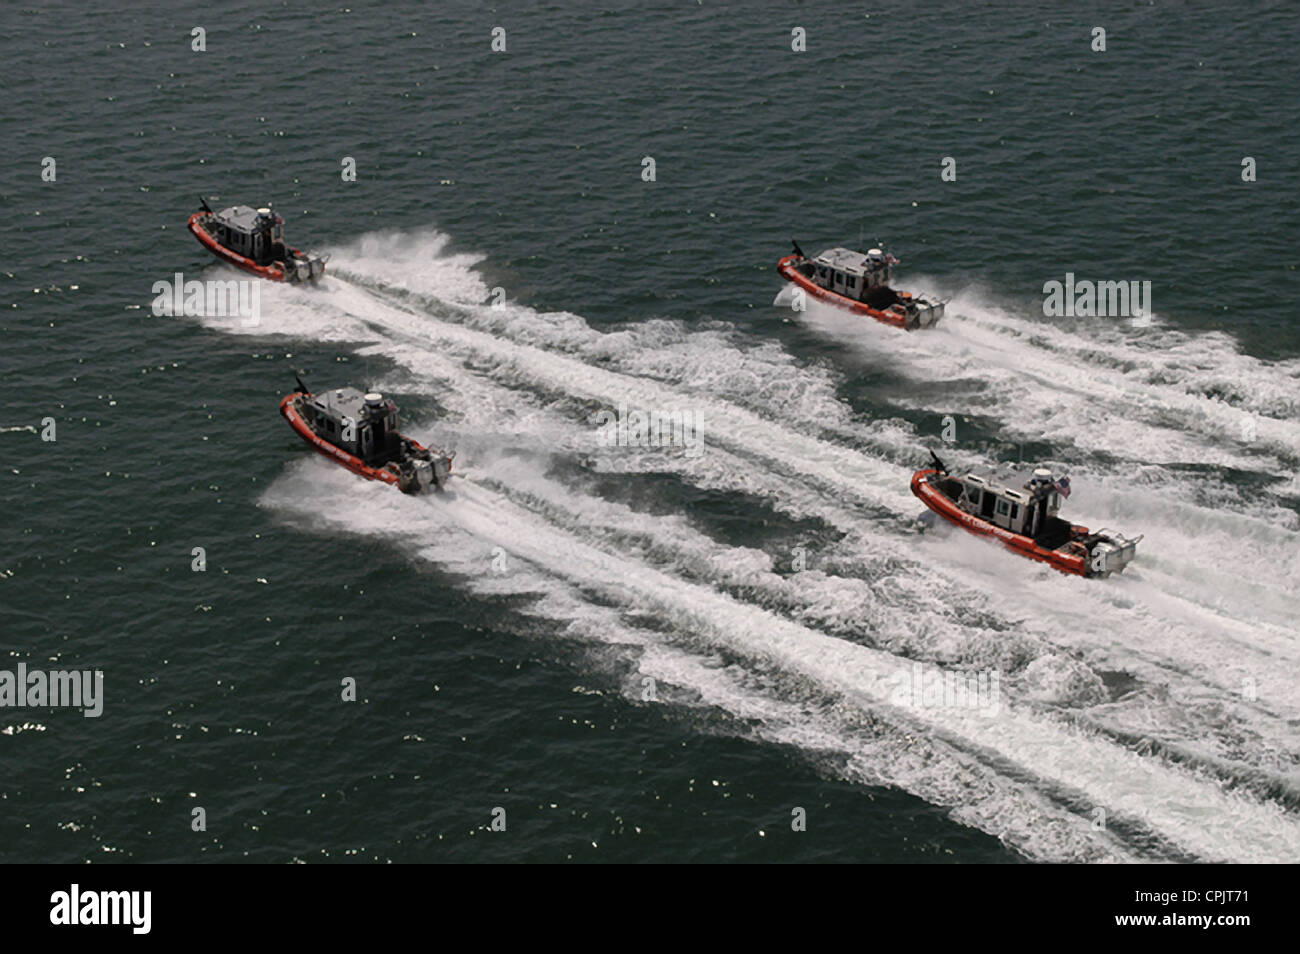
1086,531,1142,578
907,296,946,330
286,251,328,284
432,452,453,489
399,448,453,494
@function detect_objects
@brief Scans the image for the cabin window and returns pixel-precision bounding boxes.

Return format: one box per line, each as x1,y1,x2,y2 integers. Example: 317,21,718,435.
1010,503,1019,520
846,274,857,290
325,419,336,434
996,500,1009,516
965,486,981,506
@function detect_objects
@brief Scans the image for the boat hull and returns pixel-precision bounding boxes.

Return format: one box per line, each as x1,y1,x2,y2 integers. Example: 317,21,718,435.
910,467,1093,576
189,212,321,283
280,393,438,491
777,254,938,330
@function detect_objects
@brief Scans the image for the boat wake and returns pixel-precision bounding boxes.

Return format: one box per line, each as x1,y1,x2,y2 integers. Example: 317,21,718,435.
185,228,1300,863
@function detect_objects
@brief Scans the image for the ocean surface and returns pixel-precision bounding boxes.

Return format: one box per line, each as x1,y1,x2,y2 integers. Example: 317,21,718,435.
2,1,1298,863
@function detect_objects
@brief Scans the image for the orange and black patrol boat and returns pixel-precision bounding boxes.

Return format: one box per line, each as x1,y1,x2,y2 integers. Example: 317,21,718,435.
190,197,328,283
777,240,945,330
281,378,453,493
911,452,1141,578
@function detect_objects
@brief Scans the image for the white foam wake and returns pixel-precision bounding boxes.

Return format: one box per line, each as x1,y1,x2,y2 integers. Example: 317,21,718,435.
184,229,1300,861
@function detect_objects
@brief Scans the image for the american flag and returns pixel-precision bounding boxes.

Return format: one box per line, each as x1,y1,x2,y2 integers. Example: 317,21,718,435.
1054,476,1071,498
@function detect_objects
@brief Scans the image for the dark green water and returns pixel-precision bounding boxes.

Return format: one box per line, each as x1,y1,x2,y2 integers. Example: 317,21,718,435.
2,1,1297,863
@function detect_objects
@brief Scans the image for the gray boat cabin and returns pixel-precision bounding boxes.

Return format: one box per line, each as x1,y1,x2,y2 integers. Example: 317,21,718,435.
928,465,1141,575
300,387,402,466
812,247,894,301
803,246,944,326
932,468,1074,548
208,205,290,266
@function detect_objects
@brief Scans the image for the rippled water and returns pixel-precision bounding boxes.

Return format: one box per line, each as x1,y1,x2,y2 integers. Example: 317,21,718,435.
2,1,1297,863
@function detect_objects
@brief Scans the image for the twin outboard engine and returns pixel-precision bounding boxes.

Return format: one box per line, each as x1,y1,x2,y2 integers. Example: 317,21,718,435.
1087,535,1139,577
907,296,945,329
396,451,451,493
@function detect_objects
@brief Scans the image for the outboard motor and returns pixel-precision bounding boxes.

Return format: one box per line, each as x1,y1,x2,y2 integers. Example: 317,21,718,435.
1087,531,1143,578
910,296,945,328
411,458,434,491
432,455,452,488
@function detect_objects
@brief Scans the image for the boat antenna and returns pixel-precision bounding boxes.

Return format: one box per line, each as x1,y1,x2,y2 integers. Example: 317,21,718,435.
294,374,310,394
791,239,806,259
198,195,213,213
928,449,948,474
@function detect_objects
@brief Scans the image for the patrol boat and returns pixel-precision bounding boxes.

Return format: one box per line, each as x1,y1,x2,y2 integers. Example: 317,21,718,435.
911,452,1141,578
189,198,327,283
777,241,945,330
280,378,452,493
